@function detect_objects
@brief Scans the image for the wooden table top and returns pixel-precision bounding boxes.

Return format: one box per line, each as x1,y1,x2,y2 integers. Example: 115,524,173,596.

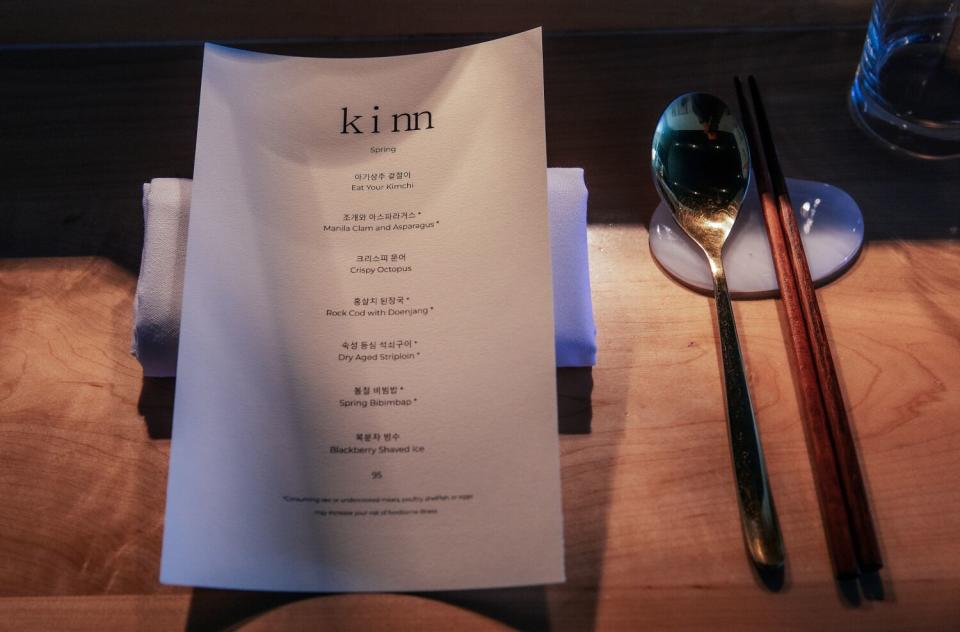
2,28,959,631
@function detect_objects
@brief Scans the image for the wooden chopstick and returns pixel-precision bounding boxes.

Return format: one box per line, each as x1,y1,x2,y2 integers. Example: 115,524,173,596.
734,77,863,579
733,77,857,579
743,76,883,575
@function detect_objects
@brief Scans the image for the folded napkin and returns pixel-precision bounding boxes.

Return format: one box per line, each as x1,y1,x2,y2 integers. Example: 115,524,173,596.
132,168,597,377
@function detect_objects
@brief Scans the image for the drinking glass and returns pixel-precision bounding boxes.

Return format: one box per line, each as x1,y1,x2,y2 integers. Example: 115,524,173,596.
849,0,960,159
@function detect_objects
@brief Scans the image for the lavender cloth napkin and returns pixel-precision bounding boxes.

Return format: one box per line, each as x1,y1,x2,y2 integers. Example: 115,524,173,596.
132,168,597,377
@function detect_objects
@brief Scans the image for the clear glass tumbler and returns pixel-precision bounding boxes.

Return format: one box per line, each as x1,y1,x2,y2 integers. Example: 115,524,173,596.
849,0,960,159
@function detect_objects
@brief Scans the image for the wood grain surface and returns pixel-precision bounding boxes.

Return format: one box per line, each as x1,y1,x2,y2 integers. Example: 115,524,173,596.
2,27,960,631
0,1,873,46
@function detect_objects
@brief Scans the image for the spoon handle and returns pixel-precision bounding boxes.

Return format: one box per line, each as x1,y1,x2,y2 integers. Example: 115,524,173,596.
711,261,785,570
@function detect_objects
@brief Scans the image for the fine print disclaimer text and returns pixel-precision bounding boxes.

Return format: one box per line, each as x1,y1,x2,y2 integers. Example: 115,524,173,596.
281,493,475,518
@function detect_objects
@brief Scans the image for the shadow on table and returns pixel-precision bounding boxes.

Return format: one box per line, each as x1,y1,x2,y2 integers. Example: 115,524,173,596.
184,589,310,631
138,377,176,439
184,586,551,631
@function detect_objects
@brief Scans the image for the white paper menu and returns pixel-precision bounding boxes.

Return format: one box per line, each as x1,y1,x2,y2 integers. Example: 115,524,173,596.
160,29,565,592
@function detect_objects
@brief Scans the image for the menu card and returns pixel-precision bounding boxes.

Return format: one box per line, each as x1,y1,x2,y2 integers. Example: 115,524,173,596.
160,29,565,592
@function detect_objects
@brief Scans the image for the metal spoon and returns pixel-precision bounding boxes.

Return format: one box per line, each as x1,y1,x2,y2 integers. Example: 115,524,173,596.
651,93,784,570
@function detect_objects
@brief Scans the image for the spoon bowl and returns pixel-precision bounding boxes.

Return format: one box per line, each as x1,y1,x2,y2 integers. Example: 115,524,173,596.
652,93,784,571
652,93,750,261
